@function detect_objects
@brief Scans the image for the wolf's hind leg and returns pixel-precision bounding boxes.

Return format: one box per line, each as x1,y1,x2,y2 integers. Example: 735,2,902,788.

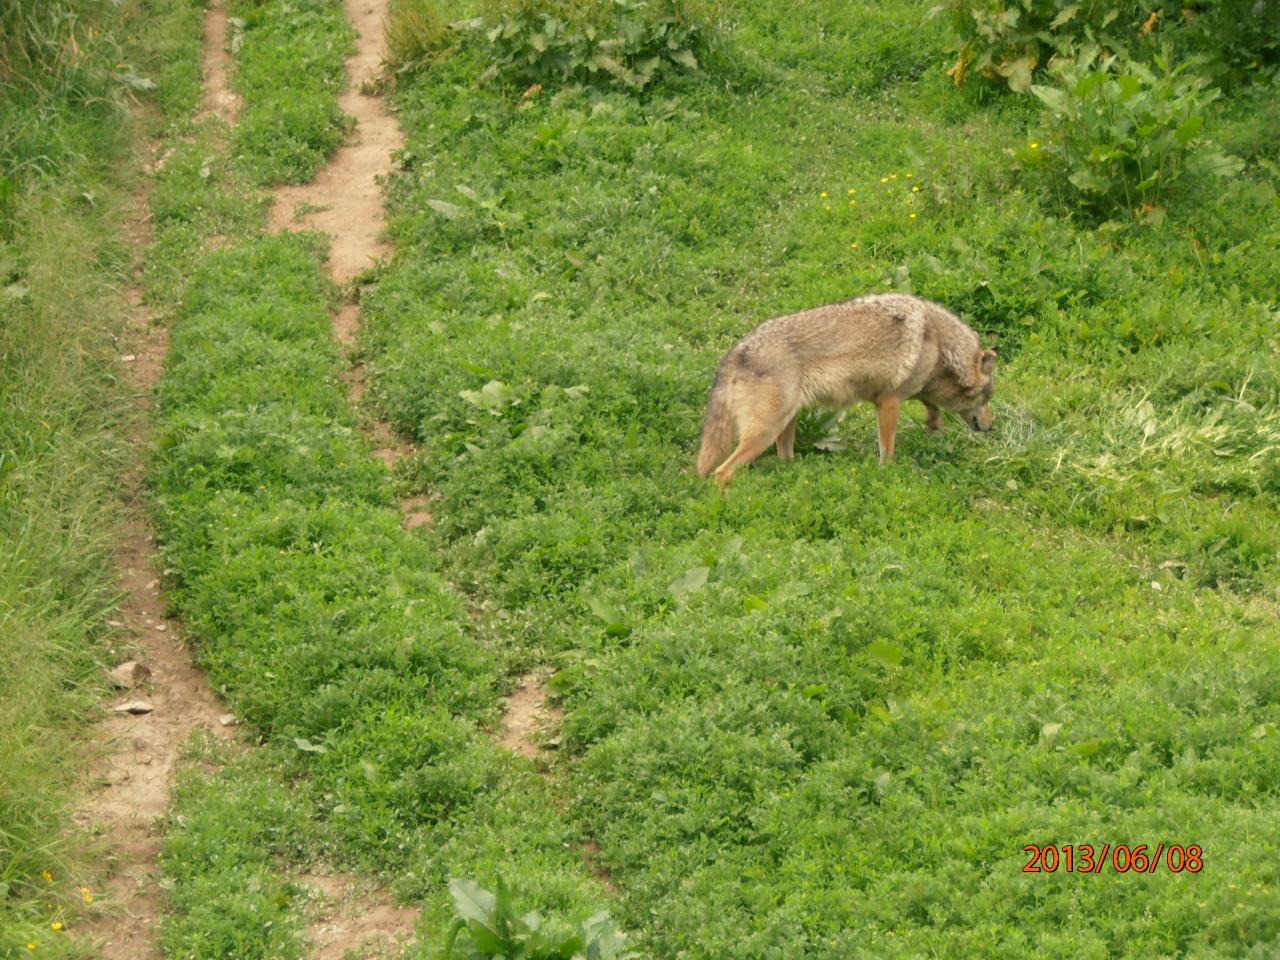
714,428,778,489
775,414,798,460
714,392,794,489
924,402,943,433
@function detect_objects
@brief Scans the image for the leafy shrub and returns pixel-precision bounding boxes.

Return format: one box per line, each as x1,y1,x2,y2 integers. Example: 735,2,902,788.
467,0,724,90
947,0,1280,92
444,877,636,959
1029,45,1242,211
946,0,1142,91
1163,0,1280,86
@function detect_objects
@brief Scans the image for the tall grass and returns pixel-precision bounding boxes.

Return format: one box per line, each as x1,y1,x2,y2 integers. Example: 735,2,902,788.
0,0,203,955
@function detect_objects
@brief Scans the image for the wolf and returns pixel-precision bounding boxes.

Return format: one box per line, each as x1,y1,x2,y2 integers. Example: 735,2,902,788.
696,293,996,488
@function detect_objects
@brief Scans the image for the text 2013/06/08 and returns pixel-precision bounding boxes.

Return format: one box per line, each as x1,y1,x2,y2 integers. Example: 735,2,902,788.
1023,844,1204,875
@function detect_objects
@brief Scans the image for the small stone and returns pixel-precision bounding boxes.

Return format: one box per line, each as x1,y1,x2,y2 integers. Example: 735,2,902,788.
108,661,151,689
153,623,167,632
121,354,137,362
218,713,239,727
113,699,154,715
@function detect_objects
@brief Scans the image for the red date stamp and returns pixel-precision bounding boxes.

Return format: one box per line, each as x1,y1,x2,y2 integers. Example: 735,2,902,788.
1023,844,1203,875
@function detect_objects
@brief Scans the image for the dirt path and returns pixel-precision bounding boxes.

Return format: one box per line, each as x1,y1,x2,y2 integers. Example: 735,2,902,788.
262,1,430,950
269,0,401,285
498,672,564,759
74,8,242,957
201,0,240,126
268,0,561,768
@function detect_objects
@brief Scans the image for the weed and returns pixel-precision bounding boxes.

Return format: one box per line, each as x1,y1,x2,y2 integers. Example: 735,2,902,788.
444,877,635,959
464,0,725,90
386,0,454,79
1029,44,1243,213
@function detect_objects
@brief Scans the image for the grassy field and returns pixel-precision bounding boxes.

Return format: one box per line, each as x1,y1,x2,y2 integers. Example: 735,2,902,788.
358,0,1279,955
52,0,1277,956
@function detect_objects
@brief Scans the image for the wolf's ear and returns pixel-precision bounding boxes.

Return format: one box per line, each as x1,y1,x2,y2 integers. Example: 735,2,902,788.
979,349,997,378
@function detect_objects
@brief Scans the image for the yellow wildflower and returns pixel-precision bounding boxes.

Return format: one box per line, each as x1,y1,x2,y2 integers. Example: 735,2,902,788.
41,870,53,883
51,923,63,932
890,173,898,179
820,191,828,198
848,199,856,206
848,188,856,194
82,893,94,904
850,242,859,249
880,177,888,183
910,213,917,219
27,945,36,952
1029,142,1040,150
912,185,920,192
906,172,914,178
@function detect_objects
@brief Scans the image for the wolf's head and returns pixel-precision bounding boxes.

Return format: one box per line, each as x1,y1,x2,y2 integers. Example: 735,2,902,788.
928,347,996,431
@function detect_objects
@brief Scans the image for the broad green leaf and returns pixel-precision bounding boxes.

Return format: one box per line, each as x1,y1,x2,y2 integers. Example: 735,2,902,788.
999,55,1035,93
454,184,480,202
1030,83,1068,114
864,639,904,668
669,48,699,70
1117,74,1142,100
586,595,619,624
428,199,463,219
668,565,709,600
448,878,497,927
1068,168,1110,193
1049,3,1081,28
869,703,894,724
1174,114,1204,145
1071,738,1104,757
1197,149,1243,179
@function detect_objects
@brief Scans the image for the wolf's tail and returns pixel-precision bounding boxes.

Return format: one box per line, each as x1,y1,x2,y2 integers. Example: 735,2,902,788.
696,375,734,478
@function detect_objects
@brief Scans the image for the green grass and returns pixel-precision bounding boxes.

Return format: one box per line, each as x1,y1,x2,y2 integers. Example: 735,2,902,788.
347,0,1280,955
143,0,612,950
0,0,207,955
134,0,1280,956
228,0,355,185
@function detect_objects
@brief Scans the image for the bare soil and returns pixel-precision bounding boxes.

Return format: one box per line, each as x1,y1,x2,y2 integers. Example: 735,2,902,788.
498,672,565,760
299,871,420,960
268,0,403,284
201,1,240,125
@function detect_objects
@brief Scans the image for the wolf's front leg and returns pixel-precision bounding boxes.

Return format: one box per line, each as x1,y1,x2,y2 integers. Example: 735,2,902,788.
875,395,901,464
